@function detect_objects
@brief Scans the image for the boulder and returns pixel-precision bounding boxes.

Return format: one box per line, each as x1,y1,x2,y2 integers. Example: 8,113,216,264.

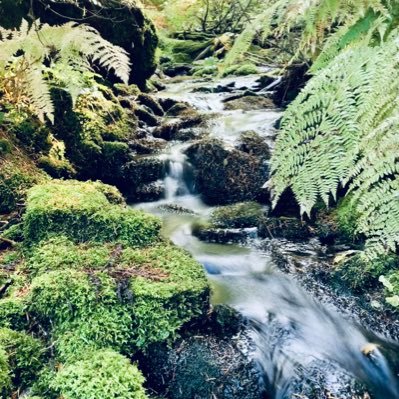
184,139,268,205
224,95,275,111
140,333,262,399
137,94,165,117
237,131,271,160
122,156,166,187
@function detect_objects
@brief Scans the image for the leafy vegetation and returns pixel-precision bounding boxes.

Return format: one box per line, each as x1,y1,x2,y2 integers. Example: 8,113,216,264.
23,180,161,246
0,19,130,123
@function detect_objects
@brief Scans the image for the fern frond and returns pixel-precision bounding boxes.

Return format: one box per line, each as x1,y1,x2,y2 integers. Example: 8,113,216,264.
0,19,132,122
270,29,399,257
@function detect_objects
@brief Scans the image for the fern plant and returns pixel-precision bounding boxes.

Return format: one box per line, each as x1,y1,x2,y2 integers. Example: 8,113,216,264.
0,19,131,123
269,30,399,258
223,0,391,68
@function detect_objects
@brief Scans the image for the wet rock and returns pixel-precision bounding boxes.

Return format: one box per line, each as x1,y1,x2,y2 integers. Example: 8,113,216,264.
153,114,207,141
237,131,271,160
133,105,159,127
211,202,264,229
271,63,309,107
137,93,164,116
157,204,196,215
192,221,257,244
184,139,268,205
163,64,192,77
258,217,311,240
166,102,193,117
158,98,180,113
140,333,262,399
128,180,165,203
122,156,166,187
128,138,167,155
224,95,275,111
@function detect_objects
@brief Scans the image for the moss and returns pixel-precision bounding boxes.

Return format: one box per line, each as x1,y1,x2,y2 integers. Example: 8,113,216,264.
114,83,141,97
52,88,137,183
161,38,210,64
210,202,264,228
334,253,399,292
222,63,258,77
52,349,148,399
37,156,76,179
0,139,12,155
0,162,47,214
123,244,209,349
27,237,209,352
0,347,11,397
1,223,24,242
23,180,161,246
334,196,359,241
0,328,45,389
6,110,52,155
0,297,27,330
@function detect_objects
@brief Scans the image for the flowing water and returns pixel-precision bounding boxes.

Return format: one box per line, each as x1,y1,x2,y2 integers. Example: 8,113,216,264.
135,75,399,399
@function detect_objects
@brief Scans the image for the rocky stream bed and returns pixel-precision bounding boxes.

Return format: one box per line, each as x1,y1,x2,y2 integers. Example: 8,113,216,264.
116,73,399,399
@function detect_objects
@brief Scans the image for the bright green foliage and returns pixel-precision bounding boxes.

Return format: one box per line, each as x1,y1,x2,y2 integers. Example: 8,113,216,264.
26,236,110,276
334,254,399,292
29,269,133,361
52,349,148,399
26,236,209,355
0,19,131,122
0,297,27,330
210,202,263,228
0,328,45,389
124,244,209,348
0,347,11,396
379,272,399,308
270,30,399,258
23,180,161,246
224,0,391,67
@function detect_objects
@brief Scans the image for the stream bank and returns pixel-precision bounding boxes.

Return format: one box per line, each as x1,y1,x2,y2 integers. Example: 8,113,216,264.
132,73,399,399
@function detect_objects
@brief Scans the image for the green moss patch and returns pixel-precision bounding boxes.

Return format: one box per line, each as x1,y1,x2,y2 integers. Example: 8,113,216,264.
26,237,209,354
52,349,148,399
23,180,161,246
210,202,264,229
0,328,45,390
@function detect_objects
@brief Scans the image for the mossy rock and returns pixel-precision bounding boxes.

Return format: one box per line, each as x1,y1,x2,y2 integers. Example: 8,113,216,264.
237,131,271,160
333,253,399,293
52,349,148,399
315,196,360,245
184,139,267,205
23,180,161,246
222,63,258,77
27,237,209,353
0,297,27,330
224,95,275,111
0,347,11,397
0,328,45,390
0,157,48,214
210,202,264,229
37,155,76,179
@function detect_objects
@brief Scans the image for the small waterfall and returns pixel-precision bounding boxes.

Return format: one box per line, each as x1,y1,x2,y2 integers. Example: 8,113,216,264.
163,145,191,200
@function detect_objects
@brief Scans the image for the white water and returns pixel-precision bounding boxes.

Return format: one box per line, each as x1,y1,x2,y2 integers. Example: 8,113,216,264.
136,75,399,398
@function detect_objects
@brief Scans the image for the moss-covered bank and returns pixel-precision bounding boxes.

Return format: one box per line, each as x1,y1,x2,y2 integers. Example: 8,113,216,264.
0,180,210,398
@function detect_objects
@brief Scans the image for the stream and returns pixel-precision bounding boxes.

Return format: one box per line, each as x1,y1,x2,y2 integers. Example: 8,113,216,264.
135,75,399,399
